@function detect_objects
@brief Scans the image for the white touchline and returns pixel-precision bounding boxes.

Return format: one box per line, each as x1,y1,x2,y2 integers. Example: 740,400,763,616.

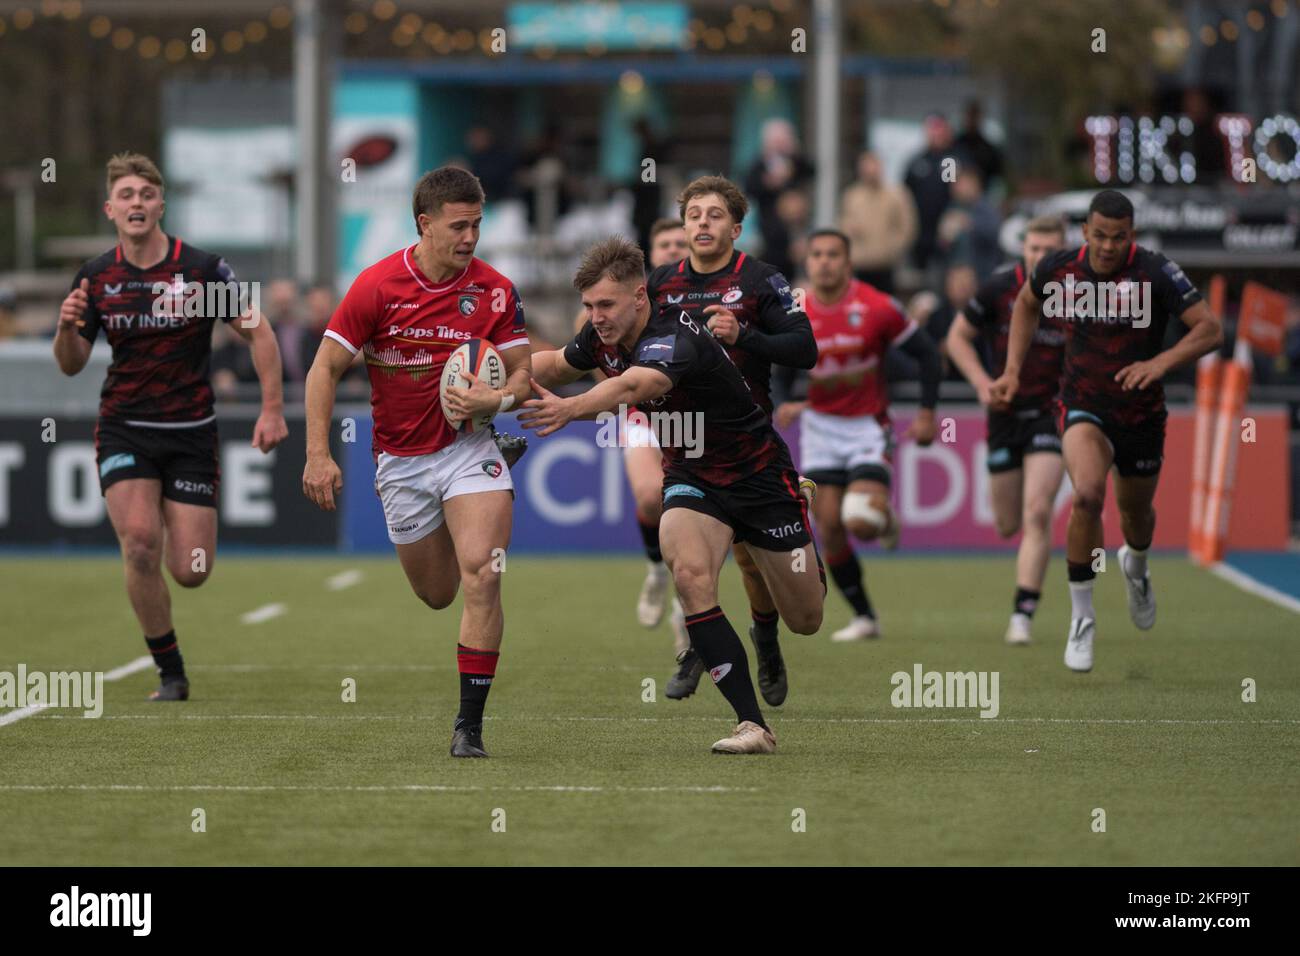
0,783,758,794
32,714,1300,724
1,655,153,728
103,656,154,682
240,603,287,625
1210,562,1300,615
0,705,49,727
326,569,363,591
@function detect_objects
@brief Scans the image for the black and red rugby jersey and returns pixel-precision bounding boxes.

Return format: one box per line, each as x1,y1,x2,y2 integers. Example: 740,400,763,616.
72,234,242,425
965,258,1066,413
1029,243,1202,426
646,249,814,413
564,305,787,486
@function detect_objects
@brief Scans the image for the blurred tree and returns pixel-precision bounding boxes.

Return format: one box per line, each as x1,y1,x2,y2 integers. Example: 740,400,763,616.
954,0,1168,185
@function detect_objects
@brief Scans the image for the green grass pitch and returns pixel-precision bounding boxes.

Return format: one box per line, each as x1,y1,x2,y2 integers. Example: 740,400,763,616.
1,553,1296,866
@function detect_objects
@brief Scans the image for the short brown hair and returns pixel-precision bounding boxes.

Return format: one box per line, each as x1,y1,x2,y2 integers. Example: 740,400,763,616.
1025,214,1066,237
648,217,685,242
573,237,646,292
412,166,485,231
677,175,747,223
106,152,163,197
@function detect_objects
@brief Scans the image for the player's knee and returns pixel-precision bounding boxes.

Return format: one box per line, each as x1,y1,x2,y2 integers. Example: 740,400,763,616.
119,528,162,574
670,561,715,606
1023,498,1053,533
170,565,211,589
785,603,823,636
995,513,1022,538
842,492,889,541
459,560,501,604
414,581,457,610
1072,487,1105,519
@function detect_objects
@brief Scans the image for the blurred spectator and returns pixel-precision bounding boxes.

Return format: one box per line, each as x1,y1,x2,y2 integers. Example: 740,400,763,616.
0,287,17,341
744,118,814,278
631,117,667,252
519,122,570,234
838,151,918,292
211,320,258,397
303,282,367,396
937,167,1003,280
954,100,1004,190
466,125,518,202
265,279,310,383
904,112,962,275
892,266,978,385
776,188,813,271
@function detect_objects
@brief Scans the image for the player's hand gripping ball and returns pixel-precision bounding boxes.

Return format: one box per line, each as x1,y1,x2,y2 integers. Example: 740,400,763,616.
440,339,507,432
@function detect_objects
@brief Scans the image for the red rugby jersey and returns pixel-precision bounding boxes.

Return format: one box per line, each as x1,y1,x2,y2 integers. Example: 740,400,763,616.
326,249,528,456
805,279,914,417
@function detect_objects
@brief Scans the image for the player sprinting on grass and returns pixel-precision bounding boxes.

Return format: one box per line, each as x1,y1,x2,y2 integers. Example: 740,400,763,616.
772,229,941,641
53,153,288,702
578,219,693,671
946,215,1067,645
524,237,824,754
645,176,818,706
990,190,1222,671
302,166,532,757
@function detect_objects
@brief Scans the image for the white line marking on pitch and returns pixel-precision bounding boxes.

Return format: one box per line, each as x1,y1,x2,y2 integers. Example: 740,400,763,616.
33,714,1300,725
326,569,363,591
102,656,153,682
0,784,755,795
0,706,50,727
1210,562,1300,615
240,603,287,625
1,656,153,728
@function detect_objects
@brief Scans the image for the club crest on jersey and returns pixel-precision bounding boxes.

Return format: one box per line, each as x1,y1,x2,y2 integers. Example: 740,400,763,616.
848,310,863,327
458,294,478,317
480,459,503,479
722,288,743,304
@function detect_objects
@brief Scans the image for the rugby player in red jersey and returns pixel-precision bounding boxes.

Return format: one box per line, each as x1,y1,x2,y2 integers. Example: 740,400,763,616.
947,216,1067,645
991,190,1221,671
646,176,818,706
525,238,824,754
302,167,532,757
773,230,941,641
54,153,288,702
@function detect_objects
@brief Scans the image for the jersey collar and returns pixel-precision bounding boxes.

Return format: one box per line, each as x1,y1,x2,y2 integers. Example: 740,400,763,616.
115,233,181,271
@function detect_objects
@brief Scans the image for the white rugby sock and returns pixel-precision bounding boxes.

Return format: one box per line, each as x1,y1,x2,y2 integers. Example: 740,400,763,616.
1069,581,1095,620
1123,546,1148,579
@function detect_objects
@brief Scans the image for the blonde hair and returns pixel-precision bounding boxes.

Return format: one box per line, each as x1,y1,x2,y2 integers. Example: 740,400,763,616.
106,153,164,197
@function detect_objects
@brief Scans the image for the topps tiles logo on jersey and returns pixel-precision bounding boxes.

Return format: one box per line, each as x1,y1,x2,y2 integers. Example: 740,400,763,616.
50,886,151,936
891,663,1000,718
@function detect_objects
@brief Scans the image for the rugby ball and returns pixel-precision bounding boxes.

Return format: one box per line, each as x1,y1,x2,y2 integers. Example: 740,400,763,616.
440,339,507,432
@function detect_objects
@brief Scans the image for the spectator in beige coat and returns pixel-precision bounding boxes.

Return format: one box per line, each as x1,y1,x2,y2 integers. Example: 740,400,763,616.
839,151,918,293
